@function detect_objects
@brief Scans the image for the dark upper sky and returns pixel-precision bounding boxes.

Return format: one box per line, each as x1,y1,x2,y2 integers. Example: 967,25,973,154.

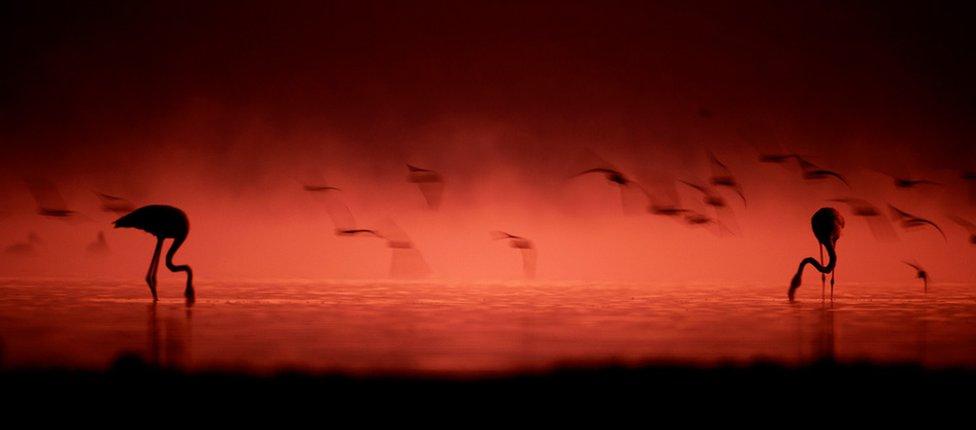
2,1,974,162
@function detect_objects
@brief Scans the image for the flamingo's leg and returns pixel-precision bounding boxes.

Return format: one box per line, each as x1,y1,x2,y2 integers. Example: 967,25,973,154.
830,266,835,300
146,238,163,301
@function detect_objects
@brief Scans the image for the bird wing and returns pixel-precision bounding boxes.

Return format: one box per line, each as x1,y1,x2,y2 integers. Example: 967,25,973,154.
490,231,517,240
416,181,444,209
25,178,70,213
903,261,922,272
948,215,976,234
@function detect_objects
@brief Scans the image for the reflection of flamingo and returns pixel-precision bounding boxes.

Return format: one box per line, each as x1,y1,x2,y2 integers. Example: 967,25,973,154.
903,261,929,292
114,205,194,304
789,207,845,302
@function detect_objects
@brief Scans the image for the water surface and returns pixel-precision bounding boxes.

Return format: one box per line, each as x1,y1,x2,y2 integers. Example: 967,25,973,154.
1,280,974,374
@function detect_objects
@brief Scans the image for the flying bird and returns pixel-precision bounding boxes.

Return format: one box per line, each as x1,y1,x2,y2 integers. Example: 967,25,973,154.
707,152,747,206
758,153,802,164
680,180,740,233
795,157,850,188
490,231,537,278
4,232,41,255
86,231,110,254
903,261,929,292
789,207,845,302
113,205,194,304
947,215,976,244
888,205,947,242
375,220,431,278
406,164,444,209
25,178,77,218
829,198,896,241
570,150,652,215
302,185,341,192
94,192,136,214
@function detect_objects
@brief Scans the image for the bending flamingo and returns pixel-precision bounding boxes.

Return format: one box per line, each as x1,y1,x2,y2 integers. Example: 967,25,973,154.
114,205,194,304
789,207,845,302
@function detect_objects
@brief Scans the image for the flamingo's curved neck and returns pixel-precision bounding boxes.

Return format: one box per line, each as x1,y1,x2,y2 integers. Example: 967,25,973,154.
165,235,193,287
789,240,837,300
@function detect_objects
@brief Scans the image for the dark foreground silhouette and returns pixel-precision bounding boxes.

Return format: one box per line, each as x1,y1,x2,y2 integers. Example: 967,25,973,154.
2,354,973,414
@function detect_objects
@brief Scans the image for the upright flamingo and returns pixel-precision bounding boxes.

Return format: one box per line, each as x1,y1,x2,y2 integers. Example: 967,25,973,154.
114,205,194,304
789,207,845,302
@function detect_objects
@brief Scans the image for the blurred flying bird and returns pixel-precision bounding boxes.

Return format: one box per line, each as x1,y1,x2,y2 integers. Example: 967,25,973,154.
86,231,110,254
94,192,136,214
903,260,929,292
888,205,947,242
758,153,802,164
302,185,341,192
829,198,896,241
679,180,740,233
490,231,537,278
947,215,976,244
114,205,194,304
406,164,444,209
25,178,77,218
707,152,747,206
789,207,845,302
794,157,850,188
4,232,41,255
571,150,651,214
360,219,431,278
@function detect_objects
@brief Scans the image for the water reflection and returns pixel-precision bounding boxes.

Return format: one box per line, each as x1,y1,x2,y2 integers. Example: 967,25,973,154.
146,303,191,369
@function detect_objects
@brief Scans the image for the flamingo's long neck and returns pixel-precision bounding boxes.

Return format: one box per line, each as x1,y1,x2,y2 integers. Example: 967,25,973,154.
165,235,193,287
789,240,837,301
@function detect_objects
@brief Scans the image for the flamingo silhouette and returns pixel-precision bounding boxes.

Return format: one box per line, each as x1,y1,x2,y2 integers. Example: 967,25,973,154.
114,205,194,304
707,152,747,206
888,205,946,242
789,207,845,302
795,157,850,188
947,215,976,244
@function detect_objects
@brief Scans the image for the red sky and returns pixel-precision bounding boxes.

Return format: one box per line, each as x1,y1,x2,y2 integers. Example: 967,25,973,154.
1,1,974,284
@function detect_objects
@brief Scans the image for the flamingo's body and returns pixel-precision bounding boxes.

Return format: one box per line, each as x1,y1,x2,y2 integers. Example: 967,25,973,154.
114,205,194,304
789,207,845,302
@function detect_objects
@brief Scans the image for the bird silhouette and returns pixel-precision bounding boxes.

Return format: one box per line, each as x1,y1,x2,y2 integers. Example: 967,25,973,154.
302,184,341,192
4,232,41,255
302,182,363,236
94,192,136,214
25,178,78,218
888,205,947,242
490,231,537,278
793,157,851,188
829,198,896,241
947,215,976,244
406,164,444,209
679,179,740,233
86,231,110,254
903,261,929,292
571,150,652,215
707,152,747,206
113,205,194,304
758,153,802,164
789,207,845,302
